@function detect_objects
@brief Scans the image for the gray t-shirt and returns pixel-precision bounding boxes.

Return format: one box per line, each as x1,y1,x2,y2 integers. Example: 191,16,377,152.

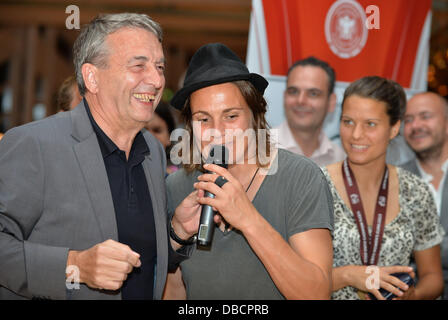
166,148,334,299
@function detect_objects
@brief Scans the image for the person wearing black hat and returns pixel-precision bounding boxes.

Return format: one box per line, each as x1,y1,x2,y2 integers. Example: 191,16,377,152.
164,43,334,299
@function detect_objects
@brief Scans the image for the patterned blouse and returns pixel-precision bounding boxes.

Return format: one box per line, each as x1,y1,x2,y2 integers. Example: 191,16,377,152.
321,166,445,300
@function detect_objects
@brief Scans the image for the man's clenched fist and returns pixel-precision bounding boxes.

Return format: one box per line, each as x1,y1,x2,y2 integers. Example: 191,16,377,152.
66,239,141,291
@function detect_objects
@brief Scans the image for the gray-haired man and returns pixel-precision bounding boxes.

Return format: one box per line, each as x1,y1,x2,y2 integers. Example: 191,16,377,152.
0,13,194,300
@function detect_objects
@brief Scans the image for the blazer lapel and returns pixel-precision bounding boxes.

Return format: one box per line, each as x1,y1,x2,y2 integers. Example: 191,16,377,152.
70,102,118,241
141,150,168,300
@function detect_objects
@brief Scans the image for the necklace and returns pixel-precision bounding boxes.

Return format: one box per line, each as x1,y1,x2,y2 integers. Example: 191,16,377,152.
223,167,260,232
245,167,260,192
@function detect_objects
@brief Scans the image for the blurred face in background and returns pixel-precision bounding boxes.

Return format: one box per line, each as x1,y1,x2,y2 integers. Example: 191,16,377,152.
340,95,400,166
57,76,82,112
145,113,171,149
69,84,82,110
284,65,335,133
403,93,448,157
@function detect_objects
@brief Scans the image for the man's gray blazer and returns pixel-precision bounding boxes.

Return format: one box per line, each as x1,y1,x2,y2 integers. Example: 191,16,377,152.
401,159,448,298
0,101,174,299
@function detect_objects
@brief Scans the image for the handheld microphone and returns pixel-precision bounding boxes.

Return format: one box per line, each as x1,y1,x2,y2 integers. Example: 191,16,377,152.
197,145,229,247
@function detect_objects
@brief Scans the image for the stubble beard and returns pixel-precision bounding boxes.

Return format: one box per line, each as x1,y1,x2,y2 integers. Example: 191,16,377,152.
415,139,445,162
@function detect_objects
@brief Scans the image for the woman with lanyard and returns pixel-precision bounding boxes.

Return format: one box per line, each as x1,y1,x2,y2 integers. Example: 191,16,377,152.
163,43,334,299
323,76,445,300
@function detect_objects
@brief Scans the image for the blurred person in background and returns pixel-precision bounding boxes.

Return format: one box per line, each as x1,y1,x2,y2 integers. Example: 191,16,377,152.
57,75,82,112
145,101,179,175
276,56,345,166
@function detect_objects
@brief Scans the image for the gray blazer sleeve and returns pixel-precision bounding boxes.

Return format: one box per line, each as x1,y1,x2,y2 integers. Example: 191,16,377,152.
441,207,448,270
440,179,448,271
0,127,68,299
442,236,448,269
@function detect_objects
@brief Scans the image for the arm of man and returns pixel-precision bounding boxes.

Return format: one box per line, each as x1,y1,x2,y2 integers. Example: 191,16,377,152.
0,127,68,299
66,239,141,291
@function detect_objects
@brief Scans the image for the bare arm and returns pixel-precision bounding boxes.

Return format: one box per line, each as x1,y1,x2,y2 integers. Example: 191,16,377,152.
403,245,443,300
163,267,187,300
332,266,352,292
244,221,333,299
169,190,205,252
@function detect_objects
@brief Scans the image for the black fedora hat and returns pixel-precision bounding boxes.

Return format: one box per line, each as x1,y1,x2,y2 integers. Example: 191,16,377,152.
170,43,268,110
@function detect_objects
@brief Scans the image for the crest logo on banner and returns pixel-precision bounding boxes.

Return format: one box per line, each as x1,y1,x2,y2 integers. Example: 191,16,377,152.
325,0,368,59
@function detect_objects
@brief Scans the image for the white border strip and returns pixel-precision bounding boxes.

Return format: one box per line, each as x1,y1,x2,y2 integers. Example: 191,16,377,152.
247,0,271,74
410,11,431,91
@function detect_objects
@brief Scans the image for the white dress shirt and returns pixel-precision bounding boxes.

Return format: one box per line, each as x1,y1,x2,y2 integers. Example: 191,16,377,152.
275,121,346,167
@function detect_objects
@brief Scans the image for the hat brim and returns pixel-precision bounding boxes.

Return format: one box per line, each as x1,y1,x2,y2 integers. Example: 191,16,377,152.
170,73,268,111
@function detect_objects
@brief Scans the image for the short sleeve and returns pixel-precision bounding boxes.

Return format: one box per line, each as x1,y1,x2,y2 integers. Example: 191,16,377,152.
286,160,334,237
412,178,445,251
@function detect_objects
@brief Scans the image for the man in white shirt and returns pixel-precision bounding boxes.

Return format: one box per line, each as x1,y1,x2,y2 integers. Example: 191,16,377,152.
402,91,448,299
276,57,345,166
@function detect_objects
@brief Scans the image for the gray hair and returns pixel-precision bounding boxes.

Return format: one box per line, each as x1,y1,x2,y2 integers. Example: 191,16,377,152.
73,13,163,96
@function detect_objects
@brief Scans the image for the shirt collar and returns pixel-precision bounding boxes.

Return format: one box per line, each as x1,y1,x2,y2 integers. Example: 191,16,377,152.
131,131,150,158
278,121,334,158
315,133,334,157
416,158,448,183
416,160,432,182
278,121,299,150
442,158,448,173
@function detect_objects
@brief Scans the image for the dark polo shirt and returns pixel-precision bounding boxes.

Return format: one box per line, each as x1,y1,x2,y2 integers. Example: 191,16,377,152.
85,100,156,300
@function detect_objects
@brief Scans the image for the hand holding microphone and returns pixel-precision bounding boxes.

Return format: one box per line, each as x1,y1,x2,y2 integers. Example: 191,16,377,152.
194,145,261,246
197,145,229,247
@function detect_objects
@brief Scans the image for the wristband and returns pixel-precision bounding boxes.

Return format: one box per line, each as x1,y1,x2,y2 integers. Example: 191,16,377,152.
169,219,197,245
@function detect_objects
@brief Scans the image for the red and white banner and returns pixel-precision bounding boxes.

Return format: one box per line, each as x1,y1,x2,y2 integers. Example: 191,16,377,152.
247,0,432,129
